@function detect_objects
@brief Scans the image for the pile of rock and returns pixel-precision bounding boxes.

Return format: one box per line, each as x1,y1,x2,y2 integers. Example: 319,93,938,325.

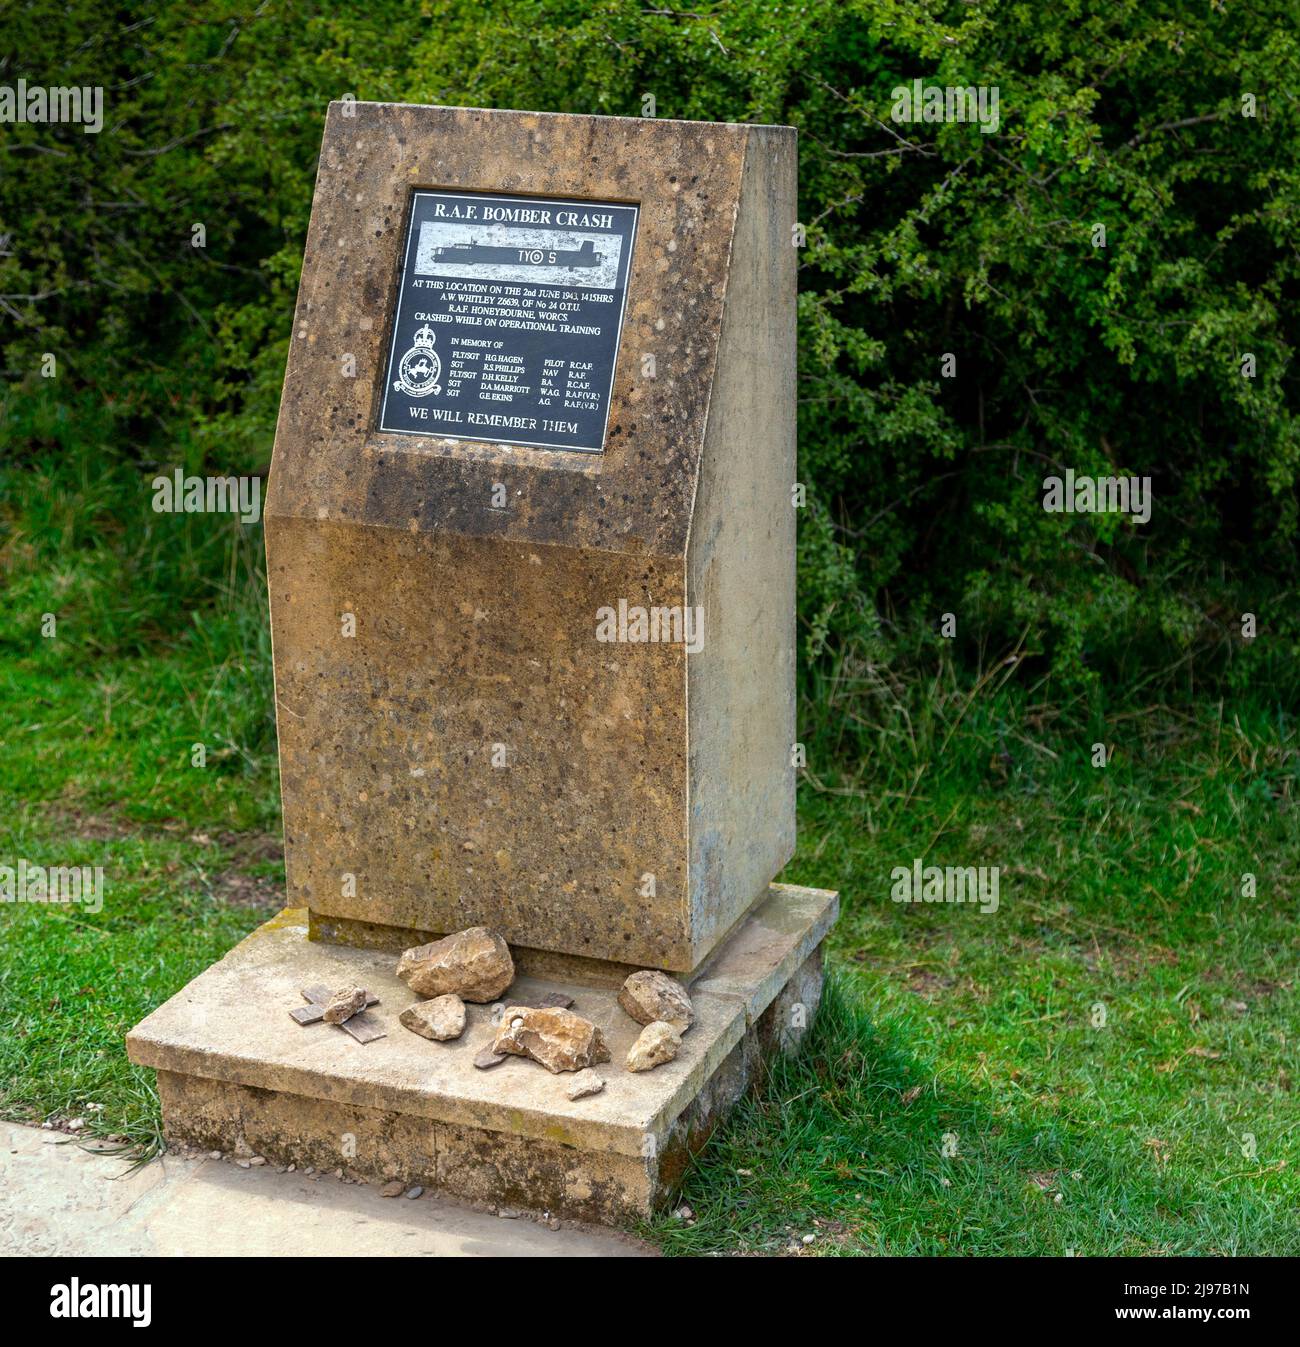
393,926,696,1092
493,1006,610,1072
391,925,513,1046
618,969,693,1073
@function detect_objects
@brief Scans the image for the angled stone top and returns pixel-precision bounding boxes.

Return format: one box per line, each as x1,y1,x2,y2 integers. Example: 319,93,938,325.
266,101,795,559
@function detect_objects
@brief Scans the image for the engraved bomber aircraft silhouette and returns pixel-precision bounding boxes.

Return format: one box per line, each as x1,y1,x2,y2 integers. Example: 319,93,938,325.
432,238,603,268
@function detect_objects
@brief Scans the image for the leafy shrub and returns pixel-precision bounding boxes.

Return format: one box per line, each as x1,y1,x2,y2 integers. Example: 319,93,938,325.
3,1,1298,749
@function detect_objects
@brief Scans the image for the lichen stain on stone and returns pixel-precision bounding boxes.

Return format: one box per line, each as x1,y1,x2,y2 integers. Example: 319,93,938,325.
249,907,308,937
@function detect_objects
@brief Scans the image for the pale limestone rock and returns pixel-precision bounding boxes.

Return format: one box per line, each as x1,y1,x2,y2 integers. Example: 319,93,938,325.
618,970,694,1032
492,1006,610,1074
565,1069,605,1100
397,927,514,1003
322,986,368,1024
625,1021,681,1073
400,994,466,1042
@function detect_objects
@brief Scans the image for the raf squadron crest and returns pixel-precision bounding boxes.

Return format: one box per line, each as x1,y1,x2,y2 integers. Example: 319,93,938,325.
392,322,441,397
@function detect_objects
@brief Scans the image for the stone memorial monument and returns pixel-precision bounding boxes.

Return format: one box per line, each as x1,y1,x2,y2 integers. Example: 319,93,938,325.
128,102,838,1225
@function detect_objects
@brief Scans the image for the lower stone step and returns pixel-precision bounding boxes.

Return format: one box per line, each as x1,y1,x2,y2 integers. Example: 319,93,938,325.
127,882,837,1226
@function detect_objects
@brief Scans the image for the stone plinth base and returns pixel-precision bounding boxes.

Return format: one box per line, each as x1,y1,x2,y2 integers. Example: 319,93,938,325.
127,884,836,1226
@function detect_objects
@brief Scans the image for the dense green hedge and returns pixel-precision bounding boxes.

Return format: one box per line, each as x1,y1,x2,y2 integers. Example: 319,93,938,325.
3,1,1299,728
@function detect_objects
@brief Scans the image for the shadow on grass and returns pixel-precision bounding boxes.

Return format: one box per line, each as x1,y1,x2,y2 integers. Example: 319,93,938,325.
645,975,1296,1256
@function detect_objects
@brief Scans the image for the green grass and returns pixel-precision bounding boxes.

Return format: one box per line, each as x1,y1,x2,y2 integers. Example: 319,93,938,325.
1,623,1297,1253
649,689,1300,1255
0,641,282,1150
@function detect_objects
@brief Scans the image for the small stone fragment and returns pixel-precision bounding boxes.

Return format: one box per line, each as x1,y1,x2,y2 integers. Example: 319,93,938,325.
492,1006,611,1074
405,1186,424,1199
618,970,694,1032
397,927,514,1002
625,1020,682,1073
496,1207,519,1219
322,986,368,1024
249,1156,267,1166
380,1180,404,1198
534,991,575,1010
474,1044,508,1069
400,994,467,1042
565,1069,605,1100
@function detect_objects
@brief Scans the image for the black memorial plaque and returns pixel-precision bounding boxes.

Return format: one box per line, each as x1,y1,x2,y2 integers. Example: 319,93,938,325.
378,190,639,453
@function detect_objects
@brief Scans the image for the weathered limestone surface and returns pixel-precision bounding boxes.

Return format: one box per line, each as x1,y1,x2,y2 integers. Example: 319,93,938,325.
128,885,835,1223
265,104,797,972
126,103,827,1226
153,1070,657,1228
